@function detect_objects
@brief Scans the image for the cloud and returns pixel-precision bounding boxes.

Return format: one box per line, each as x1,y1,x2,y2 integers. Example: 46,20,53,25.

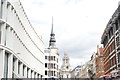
20,0,120,69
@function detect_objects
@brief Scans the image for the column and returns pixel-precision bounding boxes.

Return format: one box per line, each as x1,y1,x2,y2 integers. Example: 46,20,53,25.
14,58,18,74
113,23,116,33
2,0,7,20
0,49,5,78
8,53,13,78
32,71,34,78
117,19,120,29
1,23,6,45
24,66,27,78
0,0,2,18
28,69,31,78
20,63,23,77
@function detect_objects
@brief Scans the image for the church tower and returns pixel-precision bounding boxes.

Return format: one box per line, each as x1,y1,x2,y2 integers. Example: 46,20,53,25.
61,53,70,70
49,17,56,48
44,17,59,78
59,52,71,78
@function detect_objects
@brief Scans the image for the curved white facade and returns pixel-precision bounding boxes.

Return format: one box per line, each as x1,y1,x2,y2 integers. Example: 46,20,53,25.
0,0,45,78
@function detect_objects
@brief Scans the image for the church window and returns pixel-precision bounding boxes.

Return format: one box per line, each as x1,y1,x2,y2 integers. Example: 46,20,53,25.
67,75,68,78
45,71,47,75
45,56,47,59
57,58,58,63
45,63,47,68
66,66,69,69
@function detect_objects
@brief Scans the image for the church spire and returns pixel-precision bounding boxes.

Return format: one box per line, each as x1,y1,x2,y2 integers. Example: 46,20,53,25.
49,16,56,48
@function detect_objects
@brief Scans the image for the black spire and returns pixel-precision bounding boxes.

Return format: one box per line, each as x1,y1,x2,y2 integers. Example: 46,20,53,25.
49,17,56,48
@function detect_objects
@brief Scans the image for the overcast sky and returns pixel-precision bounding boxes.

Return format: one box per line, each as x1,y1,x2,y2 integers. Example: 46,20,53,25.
20,0,120,69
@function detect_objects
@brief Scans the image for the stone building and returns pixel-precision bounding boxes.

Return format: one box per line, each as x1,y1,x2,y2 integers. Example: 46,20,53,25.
70,65,82,78
59,53,71,78
79,61,92,78
79,53,96,78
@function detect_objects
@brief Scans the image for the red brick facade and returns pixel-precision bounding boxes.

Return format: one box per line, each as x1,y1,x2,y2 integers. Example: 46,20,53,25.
96,47,104,78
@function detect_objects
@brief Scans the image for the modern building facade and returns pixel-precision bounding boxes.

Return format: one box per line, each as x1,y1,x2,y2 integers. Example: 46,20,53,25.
59,53,71,78
101,3,120,75
44,18,59,78
0,0,45,78
95,46,104,78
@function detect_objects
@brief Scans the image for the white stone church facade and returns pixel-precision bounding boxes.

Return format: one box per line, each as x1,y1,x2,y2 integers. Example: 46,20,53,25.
59,53,71,78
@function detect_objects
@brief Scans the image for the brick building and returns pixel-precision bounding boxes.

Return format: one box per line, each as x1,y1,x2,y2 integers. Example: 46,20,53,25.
96,46,104,78
101,4,120,75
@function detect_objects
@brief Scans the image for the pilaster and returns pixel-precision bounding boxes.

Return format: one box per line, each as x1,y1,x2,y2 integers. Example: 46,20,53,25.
0,49,5,78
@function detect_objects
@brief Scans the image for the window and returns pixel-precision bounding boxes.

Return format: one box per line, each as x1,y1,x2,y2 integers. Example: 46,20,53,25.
18,61,21,74
4,52,9,78
23,65,25,76
118,53,120,63
49,56,50,61
54,71,55,76
54,64,55,69
45,71,47,75
67,75,68,78
34,72,36,78
13,57,16,71
45,63,47,68
115,20,118,31
54,56,55,61
66,60,68,63
51,71,53,76
37,74,39,79
45,56,47,59
41,75,43,78
66,66,69,69
57,58,58,63
31,70,33,78
51,63,53,69
27,68,29,78
51,56,53,60
116,37,119,47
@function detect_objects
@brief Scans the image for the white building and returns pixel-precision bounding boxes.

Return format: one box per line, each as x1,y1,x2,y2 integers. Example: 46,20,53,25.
59,53,71,78
0,0,45,78
71,65,82,78
78,53,96,78
44,18,59,78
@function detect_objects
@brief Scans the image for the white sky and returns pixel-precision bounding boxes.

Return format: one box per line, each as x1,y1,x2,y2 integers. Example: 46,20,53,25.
20,0,120,69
